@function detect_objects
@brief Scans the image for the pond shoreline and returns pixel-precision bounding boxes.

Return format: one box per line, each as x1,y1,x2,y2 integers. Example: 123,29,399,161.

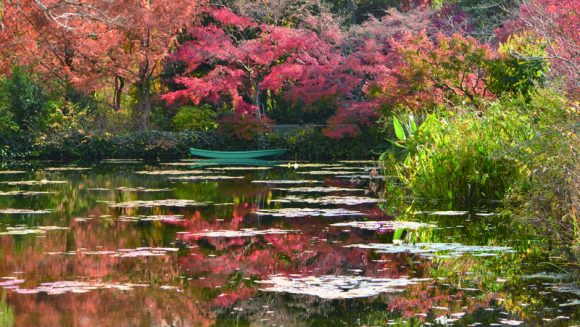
2,129,388,162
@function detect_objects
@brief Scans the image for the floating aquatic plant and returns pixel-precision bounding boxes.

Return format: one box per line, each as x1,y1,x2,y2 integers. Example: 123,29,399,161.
257,275,428,299
101,159,142,164
134,170,206,175
206,166,272,171
338,160,377,164
345,243,514,258
276,163,343,168
337,174,385,180
427,211,469,216
184,228,298,238
255,208,364,217
0,226,67,235
0,171,26,174
271,195,380,206
169,176,245,182
0,280,148,295
0,209,52,214
42,167,91,171
117,215,185,222
0,191,53,196
88,187,173,192
297,170,358,175
115,247,178,257
2,180,67,186
251,180,321,185
271,187,364,193
330,221,435,231
161,162,202,166
109,199,211,208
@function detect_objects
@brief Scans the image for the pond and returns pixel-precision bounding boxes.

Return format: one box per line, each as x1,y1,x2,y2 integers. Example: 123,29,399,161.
0,160,577,326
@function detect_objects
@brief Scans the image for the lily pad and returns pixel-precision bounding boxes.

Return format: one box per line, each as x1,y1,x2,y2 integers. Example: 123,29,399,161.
101,159,142,164
206,166,272,171
0,191,54,196
88,187,172,192
338,160,378,164
42,167,91,171
118,215,185,222
257,275,428,299
256,208,364,217
337,174,385,180
0,171,27,174
0,226,67,235
109,199,211,208
169,175,245,182
135,170,206,175
428,211,469,216
272,187,364,193
184,228,298,238
251,180,321,185
1,280,148,295
161,162,203,166
2,180,68,186
345,243,514,258
276,163,343,168
0,209,52,214
297,170,359,175
330,221,435,231
271,195,380,206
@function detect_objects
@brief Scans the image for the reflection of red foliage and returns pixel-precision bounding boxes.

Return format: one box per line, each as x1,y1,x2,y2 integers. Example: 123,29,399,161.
388,283,494,320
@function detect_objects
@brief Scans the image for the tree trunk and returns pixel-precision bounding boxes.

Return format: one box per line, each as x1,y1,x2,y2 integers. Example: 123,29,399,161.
255,81,262,120
113,75,124,111
136,80,151,129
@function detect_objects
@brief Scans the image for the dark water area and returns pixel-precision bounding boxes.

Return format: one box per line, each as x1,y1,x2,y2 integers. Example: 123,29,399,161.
0,160,577,326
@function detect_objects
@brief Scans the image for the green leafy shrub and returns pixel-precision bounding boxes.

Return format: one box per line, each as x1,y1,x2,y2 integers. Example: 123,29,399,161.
488,32,549,98
172,105,217,131
390,101,535,205
504,89,579,262
286,126,387,161
388,89,579,265
0,67,49,133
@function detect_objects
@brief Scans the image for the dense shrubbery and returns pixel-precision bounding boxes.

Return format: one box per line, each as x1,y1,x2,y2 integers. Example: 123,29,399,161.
386,90,578,264
36,127,386,160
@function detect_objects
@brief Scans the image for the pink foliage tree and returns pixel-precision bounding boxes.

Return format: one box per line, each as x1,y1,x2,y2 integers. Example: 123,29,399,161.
162,7,349,119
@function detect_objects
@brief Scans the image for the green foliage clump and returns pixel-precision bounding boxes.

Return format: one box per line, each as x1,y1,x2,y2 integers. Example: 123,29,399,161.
0,67,49,133
286,126,386,160
391,104,532,204
505,89,578,262
172,105,217,131
388,89,579,264
488,33,549,98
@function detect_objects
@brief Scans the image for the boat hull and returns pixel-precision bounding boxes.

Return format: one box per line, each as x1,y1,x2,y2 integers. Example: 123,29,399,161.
189,148,287,159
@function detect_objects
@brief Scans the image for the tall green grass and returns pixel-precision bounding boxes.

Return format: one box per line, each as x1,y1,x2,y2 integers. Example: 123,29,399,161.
385,89,579,268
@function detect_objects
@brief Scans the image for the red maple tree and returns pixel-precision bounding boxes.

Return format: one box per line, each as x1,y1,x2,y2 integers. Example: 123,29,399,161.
0,0,205,125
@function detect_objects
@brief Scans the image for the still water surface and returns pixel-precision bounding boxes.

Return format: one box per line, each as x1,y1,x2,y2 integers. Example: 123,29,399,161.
0,160,577,326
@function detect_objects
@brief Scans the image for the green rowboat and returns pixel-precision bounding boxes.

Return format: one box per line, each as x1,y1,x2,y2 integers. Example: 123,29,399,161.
189,148,287,159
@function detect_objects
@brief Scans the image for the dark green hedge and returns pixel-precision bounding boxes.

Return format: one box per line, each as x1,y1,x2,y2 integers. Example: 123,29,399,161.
27,127,387,161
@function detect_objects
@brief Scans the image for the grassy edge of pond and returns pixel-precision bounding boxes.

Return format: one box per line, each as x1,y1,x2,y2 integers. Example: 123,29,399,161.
380,89,579,278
